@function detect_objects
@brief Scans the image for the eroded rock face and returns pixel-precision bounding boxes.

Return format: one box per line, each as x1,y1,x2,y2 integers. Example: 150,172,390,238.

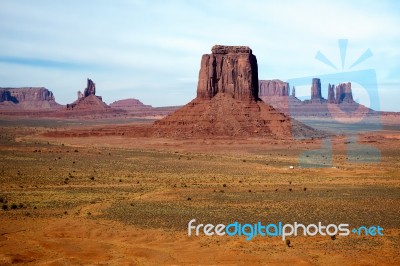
335,82,354,104
0,87,55,103
67,78,109,111
259,80,290,97
328,84,335,103
0,87,60,109
0,90,14,102
84,79,96,97
153,45,321,139
311,78,322,100
196,45,259,101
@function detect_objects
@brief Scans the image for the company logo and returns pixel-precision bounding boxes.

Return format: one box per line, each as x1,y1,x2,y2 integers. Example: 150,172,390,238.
287,39,381,167
188,219,383,241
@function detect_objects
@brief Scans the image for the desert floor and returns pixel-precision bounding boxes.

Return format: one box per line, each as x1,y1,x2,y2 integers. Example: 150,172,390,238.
0,117,399,265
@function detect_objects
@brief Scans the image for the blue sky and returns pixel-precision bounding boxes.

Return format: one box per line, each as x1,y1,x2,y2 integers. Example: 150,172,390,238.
0,0,399,111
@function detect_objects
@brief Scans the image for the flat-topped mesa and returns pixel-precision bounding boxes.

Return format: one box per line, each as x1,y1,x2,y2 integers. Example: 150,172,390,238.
196,45,259,101
0,87,56,103
211,45,253,54
259,80,290,97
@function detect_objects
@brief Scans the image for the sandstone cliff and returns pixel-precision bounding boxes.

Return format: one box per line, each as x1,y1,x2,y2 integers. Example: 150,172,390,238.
0,87,61,109
335,82,354,104
196,45,259,101
311,78,322,101
259,80,290,97
67,78,109,111
154,45,321,139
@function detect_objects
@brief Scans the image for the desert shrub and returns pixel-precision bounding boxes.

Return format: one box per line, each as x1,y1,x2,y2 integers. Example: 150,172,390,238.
11,203,18,209
2,204,8,210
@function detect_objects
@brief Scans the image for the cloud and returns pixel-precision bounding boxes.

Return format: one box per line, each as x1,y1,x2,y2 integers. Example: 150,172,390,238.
0,0,399,110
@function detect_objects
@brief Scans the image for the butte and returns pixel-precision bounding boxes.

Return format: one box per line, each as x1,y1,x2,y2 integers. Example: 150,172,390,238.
153,45,318,139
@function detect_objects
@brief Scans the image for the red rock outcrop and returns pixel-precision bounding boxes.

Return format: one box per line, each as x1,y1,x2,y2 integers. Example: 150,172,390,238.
311,78,322,100
335,82,354,104
153,45,320,139
258,78,373,117
259,80,290,97
0,87,61,109
196,45,259,101
67,79,109,111
328,84,335,103
84,79,96,97
110,99,152,110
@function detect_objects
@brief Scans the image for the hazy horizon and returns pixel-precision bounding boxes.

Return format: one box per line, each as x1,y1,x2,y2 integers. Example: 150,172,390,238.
0,0,399,111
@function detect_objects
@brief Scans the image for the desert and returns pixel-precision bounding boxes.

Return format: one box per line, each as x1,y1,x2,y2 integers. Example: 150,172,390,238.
1,44,400,265
1,1,400,265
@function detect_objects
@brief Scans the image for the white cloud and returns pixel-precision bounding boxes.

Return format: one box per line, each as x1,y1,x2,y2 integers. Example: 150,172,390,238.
0,0,399,110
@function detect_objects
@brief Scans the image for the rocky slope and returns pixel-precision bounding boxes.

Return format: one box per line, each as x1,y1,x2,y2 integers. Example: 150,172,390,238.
153,45,321,139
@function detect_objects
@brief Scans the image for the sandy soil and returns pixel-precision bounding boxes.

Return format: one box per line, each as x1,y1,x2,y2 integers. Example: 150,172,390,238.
0,117,399,265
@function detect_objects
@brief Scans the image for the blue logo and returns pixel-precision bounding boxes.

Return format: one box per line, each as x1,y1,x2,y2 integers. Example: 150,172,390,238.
287,39,381,168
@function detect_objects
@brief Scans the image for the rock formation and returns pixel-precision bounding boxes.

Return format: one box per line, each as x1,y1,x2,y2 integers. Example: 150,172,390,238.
110,99,179,117
77,91,84,100
258,78,373,117
328,84,335,103
196,45,258,101
291,86,296,97
110,98,151,109
0,87,61,109
335,82,354,104
84,79,96,97
0,90,14,102
67,78,109,111
153,45,320,139
259,80,290,97
311,78,322,100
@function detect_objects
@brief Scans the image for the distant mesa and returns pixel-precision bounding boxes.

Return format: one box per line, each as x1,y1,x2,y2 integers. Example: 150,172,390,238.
153,45,320,138
110,98,152,110
0,87,61,110
110,98,180,117
66,78,109,111
259,80,291,97
258,78,373,117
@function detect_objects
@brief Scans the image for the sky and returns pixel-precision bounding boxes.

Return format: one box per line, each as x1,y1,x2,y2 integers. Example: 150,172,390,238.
0,0,399,111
